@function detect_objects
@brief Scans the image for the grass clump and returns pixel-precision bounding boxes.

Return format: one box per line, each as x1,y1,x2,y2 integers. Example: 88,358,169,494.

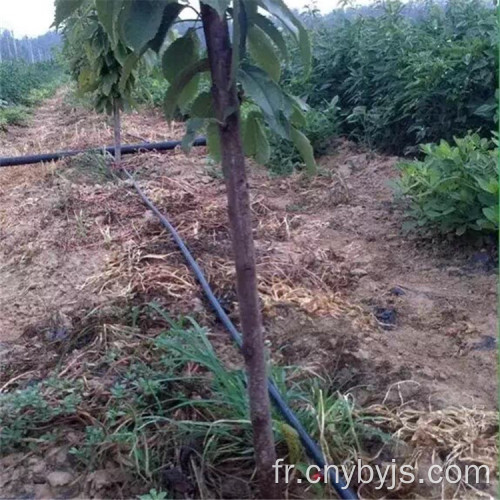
0,304,496,498
0,305,384,498
62,151,117,185
394,132,498,236
0,105,31,129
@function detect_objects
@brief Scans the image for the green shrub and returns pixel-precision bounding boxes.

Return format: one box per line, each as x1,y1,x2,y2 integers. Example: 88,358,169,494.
267,97,340,175
133,68,170,108
0,60,62,107
284,0,497,154
0,106,31,128
394,133,498,235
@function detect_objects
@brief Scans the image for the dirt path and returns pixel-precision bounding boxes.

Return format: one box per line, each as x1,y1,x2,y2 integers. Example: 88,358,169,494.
0,93,496,407
0,93,496,410
0,90,497,500
262,144,497,410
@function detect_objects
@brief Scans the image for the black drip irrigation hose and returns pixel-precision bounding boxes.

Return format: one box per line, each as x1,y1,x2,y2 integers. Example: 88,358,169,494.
0,137,207,167
121,167,357,499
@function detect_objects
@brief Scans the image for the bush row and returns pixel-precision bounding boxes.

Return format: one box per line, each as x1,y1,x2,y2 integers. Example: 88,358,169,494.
285,0,497,155
0,60,63,129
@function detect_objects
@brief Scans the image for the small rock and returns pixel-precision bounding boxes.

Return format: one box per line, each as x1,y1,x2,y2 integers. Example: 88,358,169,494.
351,268,368,277
54,448,69,467
47,471,74,488
389,286,406,296
0,453,24,467
355,348,370,360
34,483,55,500
31,461,46,482
337,164,352,177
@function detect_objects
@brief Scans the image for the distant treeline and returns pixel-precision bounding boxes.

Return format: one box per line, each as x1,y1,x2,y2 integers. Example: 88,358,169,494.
0,29,61,63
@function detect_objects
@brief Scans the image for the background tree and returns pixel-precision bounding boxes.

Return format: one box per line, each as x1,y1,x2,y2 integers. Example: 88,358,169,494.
56,1,139,164
56,1,315,496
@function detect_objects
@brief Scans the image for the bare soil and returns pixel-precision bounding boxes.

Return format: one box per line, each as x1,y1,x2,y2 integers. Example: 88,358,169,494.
0,91,497,498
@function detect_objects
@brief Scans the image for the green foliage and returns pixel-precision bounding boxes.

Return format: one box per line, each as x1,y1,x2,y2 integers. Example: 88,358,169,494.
58,1,138,115
394,133,499,235
267,98,340,175
133,66,170,108
284,0,497,154
0,106,31,128
83,0,316,171
138,489,168,500
0,378,83,452
0,308,383,493
0,60,62,107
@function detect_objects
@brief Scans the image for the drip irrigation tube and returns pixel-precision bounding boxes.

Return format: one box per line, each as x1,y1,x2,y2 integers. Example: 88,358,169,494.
0,137,207,167
122,167,357,499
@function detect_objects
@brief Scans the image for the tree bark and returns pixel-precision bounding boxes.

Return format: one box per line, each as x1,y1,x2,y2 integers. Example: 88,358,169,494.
113,99,121,165
200,4,279,498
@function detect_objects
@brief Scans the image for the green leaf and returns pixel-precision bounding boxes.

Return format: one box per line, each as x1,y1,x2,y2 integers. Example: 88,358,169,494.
247,25,281,82
162,31,199,83
257,0,311,75
148,2,185,53
119,52,140,92
163,58,210,120
206,122,221,162
182,118,205,152
288,95,308,127
113,42,130,66
178,74,201,112
53,0,84,27
202,0,230,17
290,127,316,175
475,177,498,194
482,206,499,224
101,72,118,96
96,0,122,44
251,13,288,62
190,91,215,118
78,67,98,93
242,111,270,165
238,63,290,138
119,0,166,52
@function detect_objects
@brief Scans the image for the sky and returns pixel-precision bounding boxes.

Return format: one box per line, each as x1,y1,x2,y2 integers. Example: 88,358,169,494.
0,0,338,38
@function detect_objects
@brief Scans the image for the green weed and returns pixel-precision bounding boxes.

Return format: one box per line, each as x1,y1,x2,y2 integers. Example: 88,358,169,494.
0,106,31,128
0,305,384,497
394,132,498,235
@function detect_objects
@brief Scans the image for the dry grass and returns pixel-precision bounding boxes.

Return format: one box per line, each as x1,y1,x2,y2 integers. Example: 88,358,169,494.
0,89,496,499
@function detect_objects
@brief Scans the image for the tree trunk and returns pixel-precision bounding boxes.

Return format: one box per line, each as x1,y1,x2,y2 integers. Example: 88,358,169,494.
200,4,279,498
113,99,121,165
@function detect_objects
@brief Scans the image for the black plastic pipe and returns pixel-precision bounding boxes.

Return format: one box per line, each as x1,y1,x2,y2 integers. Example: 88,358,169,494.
122,168,357,499
0,137,207,167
